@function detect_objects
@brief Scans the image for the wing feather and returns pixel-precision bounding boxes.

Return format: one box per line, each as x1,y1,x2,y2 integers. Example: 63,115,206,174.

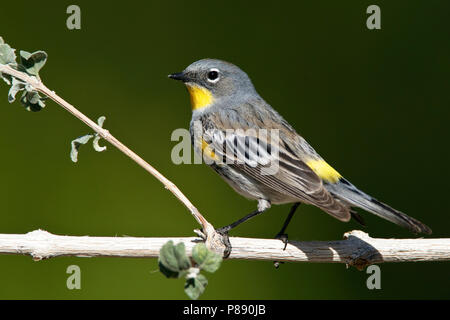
203,129,350,221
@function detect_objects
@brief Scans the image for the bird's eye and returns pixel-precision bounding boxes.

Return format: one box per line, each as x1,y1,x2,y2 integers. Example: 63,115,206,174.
207,69,220,83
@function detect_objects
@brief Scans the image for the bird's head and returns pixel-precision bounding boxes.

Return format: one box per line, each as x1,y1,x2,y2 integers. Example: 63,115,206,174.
169,59,256,111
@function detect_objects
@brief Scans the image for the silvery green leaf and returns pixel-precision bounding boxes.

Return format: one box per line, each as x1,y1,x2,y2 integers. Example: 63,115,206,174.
173,242,192,271
93,135,107,152
0,38,17,85
186,267,200,279
70,134,94,162
184,274,208,300
97,116,106,127
159,241,192,278
8,78,26,103
70,116,107,162
1,73,12,85
192,243,222,273
0,39,16,65
93,116,107,152
20,90,46,112
158,261,180,279
19,50,47,76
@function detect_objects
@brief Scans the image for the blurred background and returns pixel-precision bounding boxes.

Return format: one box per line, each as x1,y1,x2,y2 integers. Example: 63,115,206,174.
0,0,448,299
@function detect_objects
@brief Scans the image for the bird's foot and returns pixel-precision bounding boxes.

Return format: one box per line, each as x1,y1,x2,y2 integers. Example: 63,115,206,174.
195,224,232,259
215,226,232,258
275,232,289,250
273,232,289,268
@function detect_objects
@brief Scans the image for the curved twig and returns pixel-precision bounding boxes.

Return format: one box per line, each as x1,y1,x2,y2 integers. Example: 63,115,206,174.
0,64,228,255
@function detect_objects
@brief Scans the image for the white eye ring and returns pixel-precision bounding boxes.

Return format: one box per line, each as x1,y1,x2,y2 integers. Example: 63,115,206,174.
206,68,220,83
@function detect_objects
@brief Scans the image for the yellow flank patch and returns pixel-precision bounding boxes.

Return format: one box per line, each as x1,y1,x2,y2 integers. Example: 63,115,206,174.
306,159,342,183
186,84,214,110
201,139,219,161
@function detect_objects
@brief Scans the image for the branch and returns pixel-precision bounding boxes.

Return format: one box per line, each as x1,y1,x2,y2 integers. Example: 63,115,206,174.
1,230,448,269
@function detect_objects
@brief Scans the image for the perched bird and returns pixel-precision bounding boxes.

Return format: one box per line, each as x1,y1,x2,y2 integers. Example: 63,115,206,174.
169,59,431,254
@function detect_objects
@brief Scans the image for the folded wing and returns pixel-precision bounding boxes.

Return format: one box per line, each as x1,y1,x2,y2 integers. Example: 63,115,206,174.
203,129,351,221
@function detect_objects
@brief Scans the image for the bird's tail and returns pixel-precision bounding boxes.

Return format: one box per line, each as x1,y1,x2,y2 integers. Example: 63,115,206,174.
325,178,432,235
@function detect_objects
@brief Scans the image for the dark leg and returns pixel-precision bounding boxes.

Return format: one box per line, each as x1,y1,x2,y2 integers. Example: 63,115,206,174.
274,202,301,269
276,203,301,244
216,209,264,234
216,208,267,258
275,202,301,249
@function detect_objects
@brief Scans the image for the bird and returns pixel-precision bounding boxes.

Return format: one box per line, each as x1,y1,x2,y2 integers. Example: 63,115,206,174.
168,59,432,256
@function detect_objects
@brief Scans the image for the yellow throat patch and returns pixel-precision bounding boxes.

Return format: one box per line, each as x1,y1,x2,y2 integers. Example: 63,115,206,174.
186,84,214,110
306,159,342,183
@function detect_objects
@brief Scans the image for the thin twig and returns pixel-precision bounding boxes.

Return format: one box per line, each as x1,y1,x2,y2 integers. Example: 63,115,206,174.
0,64,226,252
0,230,448,269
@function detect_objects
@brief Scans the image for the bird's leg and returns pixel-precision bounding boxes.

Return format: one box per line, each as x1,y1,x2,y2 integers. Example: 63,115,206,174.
215,208,266,258
216,209,264,233
275,202,301,249
274,202,301,268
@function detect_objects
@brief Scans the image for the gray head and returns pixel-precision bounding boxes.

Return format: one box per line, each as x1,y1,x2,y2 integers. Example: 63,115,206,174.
169,59,257,110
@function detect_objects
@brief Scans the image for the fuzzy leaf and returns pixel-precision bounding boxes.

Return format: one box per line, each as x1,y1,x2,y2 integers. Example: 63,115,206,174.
19,50,47,76
93,116,107,152
1,72,12,85
192,243,222,273
158,261,180,279
70,116,107,162
184,274,208,300
70,134,94,162
97,116,106,127
0,37,17,85
0,38,16,65
8,78,25,103
20,90,46,111
159,241,191,278
93,135,107,152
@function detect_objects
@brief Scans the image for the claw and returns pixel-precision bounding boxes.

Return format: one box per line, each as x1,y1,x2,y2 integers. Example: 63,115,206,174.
215,227,232,258
275,233,289,250
273,233,289,268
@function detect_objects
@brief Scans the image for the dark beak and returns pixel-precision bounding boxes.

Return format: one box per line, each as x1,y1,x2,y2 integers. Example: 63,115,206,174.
168,72,188,82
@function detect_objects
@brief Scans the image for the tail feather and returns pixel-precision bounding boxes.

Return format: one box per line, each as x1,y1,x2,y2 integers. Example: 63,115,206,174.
326,178,432,235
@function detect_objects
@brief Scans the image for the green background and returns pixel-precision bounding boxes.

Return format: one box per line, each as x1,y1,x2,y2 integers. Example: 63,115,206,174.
0,1,448,299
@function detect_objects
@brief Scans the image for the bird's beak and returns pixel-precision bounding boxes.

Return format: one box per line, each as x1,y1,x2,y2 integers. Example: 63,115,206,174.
168,72,188,82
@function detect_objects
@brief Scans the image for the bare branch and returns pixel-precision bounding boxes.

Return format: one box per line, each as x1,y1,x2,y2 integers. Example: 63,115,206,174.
0,65,202,222
0,230,448,269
